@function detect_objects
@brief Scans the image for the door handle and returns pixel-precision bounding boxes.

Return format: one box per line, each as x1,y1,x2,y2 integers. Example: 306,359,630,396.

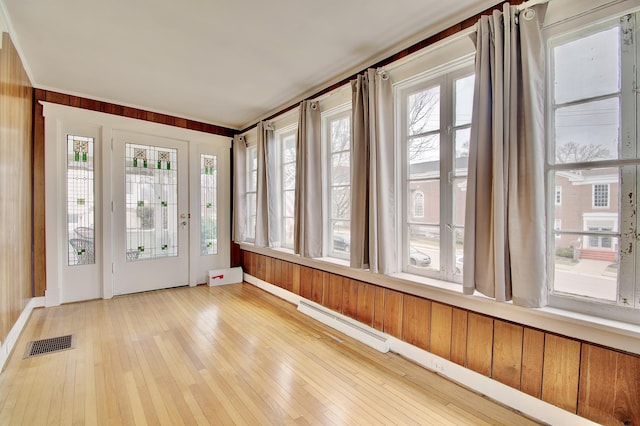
179,212,189,229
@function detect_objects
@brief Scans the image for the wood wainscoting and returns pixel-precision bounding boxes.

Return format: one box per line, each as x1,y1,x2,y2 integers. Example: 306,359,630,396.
0,32,33,346
240,250,640,426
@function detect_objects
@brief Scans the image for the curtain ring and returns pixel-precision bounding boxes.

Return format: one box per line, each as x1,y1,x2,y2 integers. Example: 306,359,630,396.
379,70,389,80
310,101,318,110
522,8,535,21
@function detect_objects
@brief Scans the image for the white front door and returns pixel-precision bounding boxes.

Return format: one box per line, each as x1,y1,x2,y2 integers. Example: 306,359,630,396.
112,131,189,295
44,103,232,305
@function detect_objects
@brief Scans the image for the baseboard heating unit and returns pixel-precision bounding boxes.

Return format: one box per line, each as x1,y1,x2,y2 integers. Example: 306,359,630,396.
297,299,390,353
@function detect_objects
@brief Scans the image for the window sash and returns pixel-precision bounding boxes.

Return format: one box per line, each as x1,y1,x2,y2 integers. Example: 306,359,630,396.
398,66,473,282
547,12,640,317
278,130,297,249
245,146,258,242
323,107,352,260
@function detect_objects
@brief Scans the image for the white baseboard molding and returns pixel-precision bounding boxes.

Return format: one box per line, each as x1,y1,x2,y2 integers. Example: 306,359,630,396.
244,273,595,426
0,297,45,372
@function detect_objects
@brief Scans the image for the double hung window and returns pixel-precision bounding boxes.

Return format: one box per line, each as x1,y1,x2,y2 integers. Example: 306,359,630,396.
547,12,640,317
398,66,474,281
245,145,258,242
278,128,297,249
324,106,352,259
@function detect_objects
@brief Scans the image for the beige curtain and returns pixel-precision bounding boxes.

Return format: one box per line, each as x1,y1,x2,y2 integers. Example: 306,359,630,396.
255,122,277,247
351,68,396,274
232,135,246,243
463,3,547,307
294,101,322,257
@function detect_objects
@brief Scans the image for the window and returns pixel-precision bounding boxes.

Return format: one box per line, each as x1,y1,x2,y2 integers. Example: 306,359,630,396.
399,66,473,281
555,186,562,205
588,227,613,249
324,106,351,259
548,12,640,317
413,191,425,218
554,219,561,239
592,184,609,208
67,135,95,265
278,128,297,249
200,154,217,255
245,145,258,242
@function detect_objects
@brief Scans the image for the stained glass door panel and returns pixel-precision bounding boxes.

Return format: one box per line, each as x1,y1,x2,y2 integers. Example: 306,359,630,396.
200,154,217,255
67,135,95,266
125,144,178,261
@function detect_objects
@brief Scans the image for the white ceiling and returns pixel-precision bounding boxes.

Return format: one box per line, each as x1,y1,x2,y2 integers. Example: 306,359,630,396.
2,0,493,130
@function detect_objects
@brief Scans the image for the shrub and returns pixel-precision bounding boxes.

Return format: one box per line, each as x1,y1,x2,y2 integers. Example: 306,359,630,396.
555,247,574,259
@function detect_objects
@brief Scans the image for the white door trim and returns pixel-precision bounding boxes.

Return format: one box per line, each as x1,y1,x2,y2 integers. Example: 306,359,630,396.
189,142,231,285
42,102,231,305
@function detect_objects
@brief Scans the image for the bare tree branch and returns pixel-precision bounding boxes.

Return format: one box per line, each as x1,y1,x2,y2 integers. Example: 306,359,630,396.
556,141,611,163
408,89,439,161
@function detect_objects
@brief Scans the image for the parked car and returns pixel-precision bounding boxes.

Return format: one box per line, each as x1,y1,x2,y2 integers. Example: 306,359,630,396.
409,246,431,267
455,255,464,274
333,234,350,252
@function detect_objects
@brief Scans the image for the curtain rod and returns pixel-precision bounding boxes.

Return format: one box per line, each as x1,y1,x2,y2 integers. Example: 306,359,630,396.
517,0,550,11
238,0,521,135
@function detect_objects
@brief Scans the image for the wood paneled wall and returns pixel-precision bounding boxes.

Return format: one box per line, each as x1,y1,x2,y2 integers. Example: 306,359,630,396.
0,33,33,343
31,89,238,297
241,250,640,426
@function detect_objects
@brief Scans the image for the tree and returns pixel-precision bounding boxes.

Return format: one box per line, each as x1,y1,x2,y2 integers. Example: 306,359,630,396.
331,118,351,221
555,141,611,164
408,88,439,161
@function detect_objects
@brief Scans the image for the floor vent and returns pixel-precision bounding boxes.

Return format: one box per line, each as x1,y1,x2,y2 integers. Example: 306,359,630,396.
23,335,75,359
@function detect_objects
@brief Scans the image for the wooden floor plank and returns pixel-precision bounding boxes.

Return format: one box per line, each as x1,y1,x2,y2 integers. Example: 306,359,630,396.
0,283,540,425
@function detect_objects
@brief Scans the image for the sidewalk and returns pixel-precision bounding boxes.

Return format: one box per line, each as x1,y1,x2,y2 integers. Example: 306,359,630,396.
554,258,617,300
555,258,616,277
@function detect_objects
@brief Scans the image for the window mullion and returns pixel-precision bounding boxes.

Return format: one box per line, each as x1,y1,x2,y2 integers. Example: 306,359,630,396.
636,13,640,308
619,13,638,306
441,76,454,281
635,165,640,308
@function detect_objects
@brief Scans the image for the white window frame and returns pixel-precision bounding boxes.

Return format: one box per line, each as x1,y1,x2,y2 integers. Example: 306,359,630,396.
322,103,352,260
245,144,258,243
396,62,474,283
276,125,297,250
546,10,640,322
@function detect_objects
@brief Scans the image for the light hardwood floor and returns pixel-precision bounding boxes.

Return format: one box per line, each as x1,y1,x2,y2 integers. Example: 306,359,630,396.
0,283,541,425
